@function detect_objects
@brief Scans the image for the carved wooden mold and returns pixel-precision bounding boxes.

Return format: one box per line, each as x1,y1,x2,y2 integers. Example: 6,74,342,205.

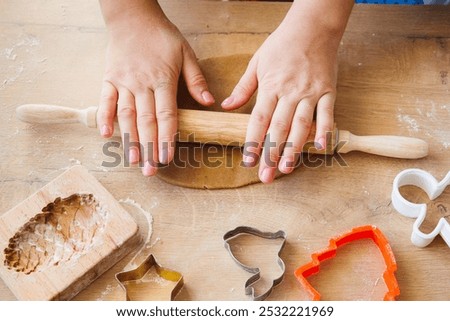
3,193,108,274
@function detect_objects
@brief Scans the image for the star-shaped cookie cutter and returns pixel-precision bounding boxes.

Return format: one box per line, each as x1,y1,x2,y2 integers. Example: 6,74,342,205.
115,254,184,301
294,225,400,301
392,168,450,247
223,226,287,301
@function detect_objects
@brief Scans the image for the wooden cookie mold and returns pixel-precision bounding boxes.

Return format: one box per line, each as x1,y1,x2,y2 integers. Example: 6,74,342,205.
0,166,139,300
4,193,107,274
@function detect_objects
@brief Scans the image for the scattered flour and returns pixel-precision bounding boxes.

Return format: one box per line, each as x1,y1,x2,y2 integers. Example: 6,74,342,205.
396,113,420,133
2,34,41,57
95,283,119,301
1,34,41,89
2,47,17,60
119,197,153,246
147,237,160,249
397,105,449,149
69,158,82,165
118,197,155,271
1,65,24,88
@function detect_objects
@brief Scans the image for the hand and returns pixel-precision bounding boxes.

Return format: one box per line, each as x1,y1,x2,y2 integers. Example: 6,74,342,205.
97,1,214,176
222,0,352,183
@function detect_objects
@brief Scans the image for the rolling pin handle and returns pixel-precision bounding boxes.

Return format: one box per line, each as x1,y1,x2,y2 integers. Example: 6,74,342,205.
16,104,98,128
337,130,429,159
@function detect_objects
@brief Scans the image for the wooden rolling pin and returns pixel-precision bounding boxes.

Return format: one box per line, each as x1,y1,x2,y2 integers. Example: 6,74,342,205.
16,104,428,159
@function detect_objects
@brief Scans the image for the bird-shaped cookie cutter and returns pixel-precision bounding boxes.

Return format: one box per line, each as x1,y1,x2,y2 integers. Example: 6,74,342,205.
115,254,184,301
223,226,287,301
392,168,450,247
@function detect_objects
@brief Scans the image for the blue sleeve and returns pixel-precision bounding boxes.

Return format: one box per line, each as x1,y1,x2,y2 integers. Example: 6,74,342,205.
423,0,450,3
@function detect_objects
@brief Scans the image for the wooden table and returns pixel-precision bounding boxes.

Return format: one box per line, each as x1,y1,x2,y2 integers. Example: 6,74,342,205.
0,0,449,301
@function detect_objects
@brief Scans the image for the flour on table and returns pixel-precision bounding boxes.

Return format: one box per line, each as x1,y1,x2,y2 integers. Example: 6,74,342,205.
397,105,449,149
119,197,153,247
118,197,154,270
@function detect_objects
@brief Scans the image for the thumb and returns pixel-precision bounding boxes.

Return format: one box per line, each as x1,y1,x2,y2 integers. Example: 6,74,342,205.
221,57,258,111
182,46,215,106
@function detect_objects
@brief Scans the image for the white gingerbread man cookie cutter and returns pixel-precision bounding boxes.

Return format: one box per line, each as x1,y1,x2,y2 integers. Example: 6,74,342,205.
392,168,450,247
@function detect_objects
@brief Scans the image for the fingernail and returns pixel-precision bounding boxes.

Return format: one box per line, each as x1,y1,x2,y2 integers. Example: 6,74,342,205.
101,124,111,137
129,147,139,164
221,96,234,107
315,138,326,150
159,146,168,164
142,161,156,176
243,155,254,167
201,91,215,104
279,158,288,173
320,137,327,150
260,168,273,183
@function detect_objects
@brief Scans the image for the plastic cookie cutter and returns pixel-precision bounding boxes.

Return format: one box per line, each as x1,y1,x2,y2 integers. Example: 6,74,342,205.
223,226,287,301
392,168,450,247
294,225,400,301
115,254,184,301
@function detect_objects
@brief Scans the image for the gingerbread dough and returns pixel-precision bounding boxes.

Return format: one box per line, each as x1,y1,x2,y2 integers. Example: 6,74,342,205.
157,54,283,189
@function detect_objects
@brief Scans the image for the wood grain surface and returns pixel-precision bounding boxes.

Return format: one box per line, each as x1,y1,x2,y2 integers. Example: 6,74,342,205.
0,0,449,300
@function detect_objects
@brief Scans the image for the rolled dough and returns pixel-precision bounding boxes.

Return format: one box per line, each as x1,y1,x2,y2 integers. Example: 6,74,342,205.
157,54,283,189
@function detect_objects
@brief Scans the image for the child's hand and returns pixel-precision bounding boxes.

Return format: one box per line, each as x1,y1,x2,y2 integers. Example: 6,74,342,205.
97,0,214,176
221,0,352,183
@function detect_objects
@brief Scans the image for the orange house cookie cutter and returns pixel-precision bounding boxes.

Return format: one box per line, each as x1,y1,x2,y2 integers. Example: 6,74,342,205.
294,225,400,301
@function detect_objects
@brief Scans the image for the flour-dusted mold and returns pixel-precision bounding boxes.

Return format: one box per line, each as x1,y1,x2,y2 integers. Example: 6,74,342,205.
4,194,108,274
0,166,139,300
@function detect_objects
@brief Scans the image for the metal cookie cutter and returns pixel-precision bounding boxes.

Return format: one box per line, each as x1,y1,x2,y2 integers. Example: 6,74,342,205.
115,254,184,301
392,168,450,247
294,225,400,301
223,226,287,301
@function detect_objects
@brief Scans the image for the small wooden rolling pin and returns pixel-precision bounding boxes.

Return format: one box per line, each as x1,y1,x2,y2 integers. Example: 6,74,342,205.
16,104,428,159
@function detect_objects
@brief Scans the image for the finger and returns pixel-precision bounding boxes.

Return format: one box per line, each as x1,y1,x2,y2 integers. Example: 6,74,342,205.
221,57,258,110
242,91,277,168
117,88,140,164
154,81,178,165
314,92,336,151
97,80,118,138
259,96,297,183
182,46,215,106
278,99,316,174
135,89,158,176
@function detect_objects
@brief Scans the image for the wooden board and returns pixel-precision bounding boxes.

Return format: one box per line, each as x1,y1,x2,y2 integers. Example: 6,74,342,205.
0,165,139,300
0,1,449,301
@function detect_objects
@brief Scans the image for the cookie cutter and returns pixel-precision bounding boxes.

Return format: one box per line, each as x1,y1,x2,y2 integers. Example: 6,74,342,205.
115,254,184,301
392,168,450,247
294,225,400,301
223,226,287,301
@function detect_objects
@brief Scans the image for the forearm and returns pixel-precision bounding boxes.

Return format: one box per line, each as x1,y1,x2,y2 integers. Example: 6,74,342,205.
281,0,354,45
99,0,167,32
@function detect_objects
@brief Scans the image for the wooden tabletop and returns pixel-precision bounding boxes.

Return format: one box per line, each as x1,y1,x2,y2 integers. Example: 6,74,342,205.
0,0,449,301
